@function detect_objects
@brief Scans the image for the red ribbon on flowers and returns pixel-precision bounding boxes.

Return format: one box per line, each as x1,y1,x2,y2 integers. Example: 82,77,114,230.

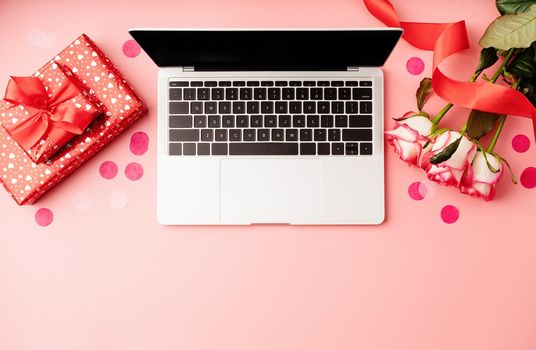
3,76,94,151
363,0,536,139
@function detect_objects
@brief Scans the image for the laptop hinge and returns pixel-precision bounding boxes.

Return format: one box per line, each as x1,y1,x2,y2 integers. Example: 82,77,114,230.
347,66,359,71
180,66,195,72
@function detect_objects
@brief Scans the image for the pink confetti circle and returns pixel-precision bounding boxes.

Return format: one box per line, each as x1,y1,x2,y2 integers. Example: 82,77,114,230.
512,134,530,153
125,162,144,181
406,57,425,75
35,208,53,227
520,167,536,189
99,161,118,179
408,181,424,200
122,39,141,58
441,205,459,224
130,131,149,155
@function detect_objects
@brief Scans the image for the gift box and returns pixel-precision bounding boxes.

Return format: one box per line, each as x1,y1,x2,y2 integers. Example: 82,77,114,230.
0,34,147,205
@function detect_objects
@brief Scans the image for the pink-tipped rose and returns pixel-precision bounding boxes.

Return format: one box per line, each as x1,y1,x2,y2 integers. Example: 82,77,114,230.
385,113,433,167
422,131,476,187
460,152,503,200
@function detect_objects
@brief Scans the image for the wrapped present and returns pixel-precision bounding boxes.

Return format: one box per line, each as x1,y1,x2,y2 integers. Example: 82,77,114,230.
1,66,104,163
0,34,147,205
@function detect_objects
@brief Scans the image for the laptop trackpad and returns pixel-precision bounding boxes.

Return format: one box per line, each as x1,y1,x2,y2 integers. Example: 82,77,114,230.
220,158,322,224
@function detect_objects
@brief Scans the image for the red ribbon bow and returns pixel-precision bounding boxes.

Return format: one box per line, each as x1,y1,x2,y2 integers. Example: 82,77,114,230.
3,75,95,151
363,0,536,140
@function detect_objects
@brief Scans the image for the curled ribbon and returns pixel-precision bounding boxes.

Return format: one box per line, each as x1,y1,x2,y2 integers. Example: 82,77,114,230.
363,0,536,140
3,75,95,151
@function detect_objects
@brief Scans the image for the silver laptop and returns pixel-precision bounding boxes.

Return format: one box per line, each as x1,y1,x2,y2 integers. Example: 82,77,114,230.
129,28,402,225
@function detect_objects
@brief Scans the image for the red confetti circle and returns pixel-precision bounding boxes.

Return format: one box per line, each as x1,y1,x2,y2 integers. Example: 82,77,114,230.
512,134,530,153
99,161,118,179
125,162,144,181
408,181,424,200
129,131,149,155
441,205,459,224
122,39,141,58
35,208,53,227
406,57,425,75
520,167,536,189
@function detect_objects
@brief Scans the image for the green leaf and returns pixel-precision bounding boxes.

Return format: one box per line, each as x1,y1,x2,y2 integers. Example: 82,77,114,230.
479,4,536,50
496,0,536,14
429,136,463,165
466,110,501,139
416,78,433,111
476,48,499,74
508,45,536,77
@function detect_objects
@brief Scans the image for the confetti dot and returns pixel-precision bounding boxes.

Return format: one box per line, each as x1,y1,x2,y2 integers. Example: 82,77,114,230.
408,182,424,200
71,192,91,212
406,57,425,75
520,167,536,189
122,39,141,58
35,208,53,226
27,28,56,49
99,161,118,179
512,134,530,153
130,131,149,155
441,205,459,224
125,162,144,181
109,190,129,209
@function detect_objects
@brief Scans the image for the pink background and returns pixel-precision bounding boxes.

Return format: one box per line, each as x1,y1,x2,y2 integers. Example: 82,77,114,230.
1,0,536,349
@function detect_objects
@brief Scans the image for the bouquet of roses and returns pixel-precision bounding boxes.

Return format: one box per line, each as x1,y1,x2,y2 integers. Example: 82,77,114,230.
386,1,536,201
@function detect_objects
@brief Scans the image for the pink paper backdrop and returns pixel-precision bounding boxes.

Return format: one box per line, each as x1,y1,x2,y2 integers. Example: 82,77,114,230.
1,0,536,349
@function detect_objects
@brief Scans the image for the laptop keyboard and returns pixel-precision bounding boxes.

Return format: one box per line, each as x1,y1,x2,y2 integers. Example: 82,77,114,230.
168,80,373,156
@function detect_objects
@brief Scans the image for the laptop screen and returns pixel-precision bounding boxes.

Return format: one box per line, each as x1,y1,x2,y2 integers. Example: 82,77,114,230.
129,29,402,70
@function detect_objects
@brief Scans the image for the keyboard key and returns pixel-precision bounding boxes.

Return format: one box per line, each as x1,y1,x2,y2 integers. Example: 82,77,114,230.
300,143,316,155
300,129,312,141
332,143,344,155
169,143,182,155
332,101,344,114
353,88,372,100
170,81,188,87
318,101,330,114
226,88,238,100
307,115,319,127
346,101,359,114
222,115,235,128
194,115,206,128
279,115,291,128
233,81,246,86
282,88,294,100
296,88,309,100
318,143,330,155
219,81,231,87
264,115,277,127
205,81,217,87
349,115,372,127
335,115,347,127
345,143,359,155
261,101,273,114
243,129,256,141
191,81,203,87
339,88,351,100
325,88,337,100
208,115,221,128
331,81,344,86
289,102,302,114
169,88,182,100
198,143,210,155
345,81,358,86
229,143,298,155
257,129,270,141
240,88,252,100
275,81,288,86
219,101,231,114
247,101,260,114
215,129,228,141
237,115,249,128
293,115,305,128
251,115,263,128
303,102,316,114
183,143,196,155
198,88,210,100
169,115,192,128
212,143,228,155
360,101,372,114
229,129,242,141
271,129,284,141
328,129,340,141
321,115,333,127
261,81,274,86
233,101,245,114
342,129,373,141
314,129,326,141
286,129,298,141
201,129,213,141
289,81,301,86
360,81,373,86
303,81,315,86
247,81,260,86
169,102,189,114
205,102,217,114
318,81,329,86
360,142,373,155
184,88,196,100
169,129,199,142
212,88,224,100
268,88,280,100
275,101,287,113
190,102,203,114
310,88,322,100
254,88,266,100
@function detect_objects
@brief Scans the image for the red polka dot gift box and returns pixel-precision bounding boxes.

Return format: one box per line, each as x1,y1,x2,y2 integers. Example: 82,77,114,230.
0,34,147,205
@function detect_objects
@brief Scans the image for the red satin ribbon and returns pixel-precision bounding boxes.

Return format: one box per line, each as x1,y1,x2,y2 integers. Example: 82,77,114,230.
3,76,93,151
363,0,536,139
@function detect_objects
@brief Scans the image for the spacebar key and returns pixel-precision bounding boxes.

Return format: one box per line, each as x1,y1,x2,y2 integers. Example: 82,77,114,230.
229,143,298,155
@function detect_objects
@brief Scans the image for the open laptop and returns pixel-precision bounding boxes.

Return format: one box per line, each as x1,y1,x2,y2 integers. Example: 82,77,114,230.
129,29,402,225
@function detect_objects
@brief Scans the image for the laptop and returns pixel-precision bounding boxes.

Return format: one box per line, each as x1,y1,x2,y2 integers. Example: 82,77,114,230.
129,29,402,225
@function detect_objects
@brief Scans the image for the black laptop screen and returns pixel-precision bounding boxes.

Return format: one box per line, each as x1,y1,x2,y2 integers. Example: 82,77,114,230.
129,29,402,70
